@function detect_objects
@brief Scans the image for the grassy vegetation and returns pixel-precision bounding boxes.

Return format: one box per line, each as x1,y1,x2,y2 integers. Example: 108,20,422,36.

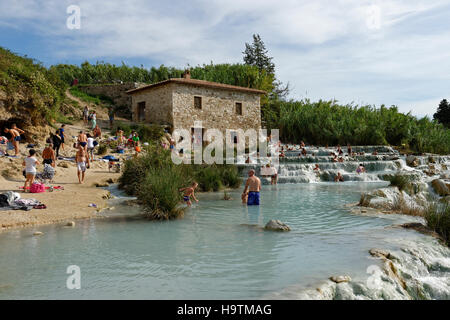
425,203,450,246
119,144,242,220
69,86,114,106
269,99,450,155
0,47,68,125
388,174,413,192
112,122,164,143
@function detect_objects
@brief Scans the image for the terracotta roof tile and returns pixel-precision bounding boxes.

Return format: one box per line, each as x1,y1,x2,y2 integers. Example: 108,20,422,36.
126,78,266,95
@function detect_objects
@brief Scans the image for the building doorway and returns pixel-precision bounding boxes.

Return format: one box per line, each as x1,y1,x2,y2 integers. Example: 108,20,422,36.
137,102,146,122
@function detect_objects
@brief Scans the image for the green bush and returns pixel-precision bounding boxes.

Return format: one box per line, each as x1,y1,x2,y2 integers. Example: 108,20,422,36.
139,166,185,220
388,174,413,192
425,203,450,246
112,122,164,143
119,144,242,219
194,166,223,192
119,144,173,195
97,144,108,155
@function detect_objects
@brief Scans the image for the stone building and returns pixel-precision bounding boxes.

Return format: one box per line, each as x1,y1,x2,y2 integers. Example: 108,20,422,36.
126,71,265,139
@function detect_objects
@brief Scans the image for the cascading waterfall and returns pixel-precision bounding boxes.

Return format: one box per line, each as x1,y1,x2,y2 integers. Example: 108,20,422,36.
240,145,450,185
241,145,450,300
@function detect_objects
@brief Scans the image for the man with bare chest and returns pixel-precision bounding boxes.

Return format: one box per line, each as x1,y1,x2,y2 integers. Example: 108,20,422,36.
242,169,261,206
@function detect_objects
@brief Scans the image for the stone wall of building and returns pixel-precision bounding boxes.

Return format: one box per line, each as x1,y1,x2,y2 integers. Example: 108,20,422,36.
78,82,145,117
171,83,261,135
131,83,174,125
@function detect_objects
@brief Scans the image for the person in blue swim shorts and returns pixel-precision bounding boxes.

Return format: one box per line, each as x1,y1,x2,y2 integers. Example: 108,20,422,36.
242,169,261,206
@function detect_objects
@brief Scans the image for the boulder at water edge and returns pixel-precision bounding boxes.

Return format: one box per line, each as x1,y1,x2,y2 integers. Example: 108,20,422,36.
329,275,351,283
406,155,419,167
264,220,291,232
431,179,450,196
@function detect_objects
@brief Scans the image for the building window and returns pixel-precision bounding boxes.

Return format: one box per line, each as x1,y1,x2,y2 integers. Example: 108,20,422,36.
137,101,146,121
235,102,242,115
194,96,202,109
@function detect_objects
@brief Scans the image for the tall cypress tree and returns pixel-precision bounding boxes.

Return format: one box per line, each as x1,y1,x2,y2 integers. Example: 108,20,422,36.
243,34,275,74
242,34,289,99
433,99,450,128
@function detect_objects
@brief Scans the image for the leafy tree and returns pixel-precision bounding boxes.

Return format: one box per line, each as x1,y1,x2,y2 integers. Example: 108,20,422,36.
242,34,289,99
434,99,450,128
243,34,275,74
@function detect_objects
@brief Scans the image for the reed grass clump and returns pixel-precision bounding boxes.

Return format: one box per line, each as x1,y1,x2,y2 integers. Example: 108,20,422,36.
388,174,413,192
119,144,242,220
425,203,450,246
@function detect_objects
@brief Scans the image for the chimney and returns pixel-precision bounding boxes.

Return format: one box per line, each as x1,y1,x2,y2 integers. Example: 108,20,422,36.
183,69,191,80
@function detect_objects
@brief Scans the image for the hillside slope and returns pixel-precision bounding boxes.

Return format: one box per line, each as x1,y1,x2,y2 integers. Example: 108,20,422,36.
0,47,80,141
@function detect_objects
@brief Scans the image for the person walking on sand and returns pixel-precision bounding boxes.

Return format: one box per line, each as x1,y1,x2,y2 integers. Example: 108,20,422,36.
86,133,96,162
75,145,87,184
90,111,97,130
242,169,261,206
42,143,56,167
77,130,88,151
108,107,115,129
23,149,39,192
83,106,89,125
57,124,66,153
4,124,25,157
51,131,62,158
179,182,199,207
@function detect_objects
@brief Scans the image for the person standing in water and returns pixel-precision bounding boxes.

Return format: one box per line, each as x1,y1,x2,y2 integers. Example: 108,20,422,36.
179,182,199,207
242,169,261,205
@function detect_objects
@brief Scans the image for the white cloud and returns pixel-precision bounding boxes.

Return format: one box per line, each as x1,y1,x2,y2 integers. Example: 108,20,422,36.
1,0,449,116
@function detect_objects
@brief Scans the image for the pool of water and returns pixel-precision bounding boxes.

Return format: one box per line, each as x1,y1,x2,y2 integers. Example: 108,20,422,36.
0,182,433,299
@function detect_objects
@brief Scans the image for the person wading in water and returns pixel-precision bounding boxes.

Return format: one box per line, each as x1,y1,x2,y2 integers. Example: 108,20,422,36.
242,169,261,206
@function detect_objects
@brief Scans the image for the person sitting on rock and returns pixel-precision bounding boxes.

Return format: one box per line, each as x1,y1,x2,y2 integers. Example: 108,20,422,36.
356,164,366,174
301,148,307,156
334,172,344,182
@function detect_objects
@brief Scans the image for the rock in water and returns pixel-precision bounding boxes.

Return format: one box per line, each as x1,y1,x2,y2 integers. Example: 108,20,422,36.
66,221,75,227
406,155,419,167
264,220,291,232
431,179,450,196
369,248,391,259
33,231,44,236
329,275,351,283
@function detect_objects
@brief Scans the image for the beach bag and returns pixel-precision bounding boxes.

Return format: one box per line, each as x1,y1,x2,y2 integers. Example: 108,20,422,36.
30,182,46,193
135,146,141,153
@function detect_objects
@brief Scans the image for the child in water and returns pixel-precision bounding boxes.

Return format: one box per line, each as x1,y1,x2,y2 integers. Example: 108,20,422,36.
241,191,248,204
179,182,199,206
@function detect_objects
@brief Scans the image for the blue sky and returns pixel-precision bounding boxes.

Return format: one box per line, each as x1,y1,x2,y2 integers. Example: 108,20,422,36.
1,0,449,117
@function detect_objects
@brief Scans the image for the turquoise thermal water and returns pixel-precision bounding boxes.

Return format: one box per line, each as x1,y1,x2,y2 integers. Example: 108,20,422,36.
0,182,431,299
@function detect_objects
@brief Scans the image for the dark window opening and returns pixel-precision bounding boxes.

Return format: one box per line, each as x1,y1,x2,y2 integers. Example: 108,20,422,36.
194,96,202,109
235,102,242,115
